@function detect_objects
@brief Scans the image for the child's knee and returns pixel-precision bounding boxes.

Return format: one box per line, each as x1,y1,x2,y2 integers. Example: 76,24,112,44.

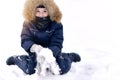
56,55,72,75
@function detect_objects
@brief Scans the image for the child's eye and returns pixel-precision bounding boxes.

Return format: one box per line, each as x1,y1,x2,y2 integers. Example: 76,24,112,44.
44,11,47,12
36,10,39,12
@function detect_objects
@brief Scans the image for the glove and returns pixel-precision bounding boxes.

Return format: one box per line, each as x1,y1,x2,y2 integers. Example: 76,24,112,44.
30,44,43,53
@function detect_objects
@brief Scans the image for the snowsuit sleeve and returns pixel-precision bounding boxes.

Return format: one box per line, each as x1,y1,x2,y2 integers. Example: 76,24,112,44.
48,23,64,58
21,21,35,53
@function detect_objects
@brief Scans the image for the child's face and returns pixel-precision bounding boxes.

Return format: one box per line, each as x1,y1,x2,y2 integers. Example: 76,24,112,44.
36,8,49,18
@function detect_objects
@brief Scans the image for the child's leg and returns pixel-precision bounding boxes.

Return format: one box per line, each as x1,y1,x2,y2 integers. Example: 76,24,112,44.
56,52,81,75
56,53,72,75
6,54,36,75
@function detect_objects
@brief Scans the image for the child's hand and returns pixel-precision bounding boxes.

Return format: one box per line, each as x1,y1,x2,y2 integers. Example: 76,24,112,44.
30,44,43,53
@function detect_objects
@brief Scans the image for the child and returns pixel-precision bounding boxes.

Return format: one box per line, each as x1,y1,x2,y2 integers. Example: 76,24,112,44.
6,0,81,75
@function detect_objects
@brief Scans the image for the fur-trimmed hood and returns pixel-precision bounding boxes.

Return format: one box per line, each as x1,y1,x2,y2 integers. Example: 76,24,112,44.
23,0,62,23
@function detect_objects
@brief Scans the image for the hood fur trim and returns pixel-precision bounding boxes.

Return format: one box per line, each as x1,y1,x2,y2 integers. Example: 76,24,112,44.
23,0,62,23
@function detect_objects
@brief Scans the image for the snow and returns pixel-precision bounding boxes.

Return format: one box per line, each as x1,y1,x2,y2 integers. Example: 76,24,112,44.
0,0,120,80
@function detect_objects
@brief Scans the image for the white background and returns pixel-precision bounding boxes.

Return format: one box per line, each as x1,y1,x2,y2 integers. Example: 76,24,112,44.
0,0,120,80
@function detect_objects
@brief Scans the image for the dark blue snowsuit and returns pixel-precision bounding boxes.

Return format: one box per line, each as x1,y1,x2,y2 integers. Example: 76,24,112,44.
14,21,72,75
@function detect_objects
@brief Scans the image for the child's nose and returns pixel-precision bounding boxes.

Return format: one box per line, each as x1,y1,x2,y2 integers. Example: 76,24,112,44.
39,13,44,17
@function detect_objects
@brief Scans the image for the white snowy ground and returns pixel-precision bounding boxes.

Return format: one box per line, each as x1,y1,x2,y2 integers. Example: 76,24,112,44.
0,0,120,80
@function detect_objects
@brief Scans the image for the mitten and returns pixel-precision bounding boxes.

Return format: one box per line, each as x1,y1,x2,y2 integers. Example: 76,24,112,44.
30,44,43,53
